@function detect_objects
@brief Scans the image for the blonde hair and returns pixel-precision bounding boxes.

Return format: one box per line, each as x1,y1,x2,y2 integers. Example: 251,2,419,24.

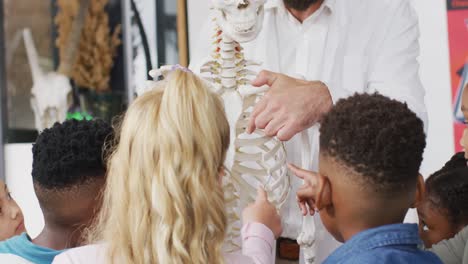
89,70,230,263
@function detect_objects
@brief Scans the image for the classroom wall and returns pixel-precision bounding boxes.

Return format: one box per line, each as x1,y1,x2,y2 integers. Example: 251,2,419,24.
5,0,456,238
401,0,455,225
412,0,455,177
188,0,210,56
5,144,42,237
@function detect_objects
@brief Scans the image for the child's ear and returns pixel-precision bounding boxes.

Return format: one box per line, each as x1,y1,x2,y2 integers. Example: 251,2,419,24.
411,173,425,209
316,174,332,211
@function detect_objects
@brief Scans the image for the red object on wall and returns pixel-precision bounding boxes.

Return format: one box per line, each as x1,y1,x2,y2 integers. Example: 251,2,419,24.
447,1,468,152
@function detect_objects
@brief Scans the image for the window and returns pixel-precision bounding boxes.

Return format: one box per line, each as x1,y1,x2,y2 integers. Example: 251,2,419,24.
0,0,189,179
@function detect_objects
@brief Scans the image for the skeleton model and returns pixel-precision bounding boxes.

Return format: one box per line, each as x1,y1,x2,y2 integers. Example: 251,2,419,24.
191,0,290,251
22,0,89,131
197,0,317,261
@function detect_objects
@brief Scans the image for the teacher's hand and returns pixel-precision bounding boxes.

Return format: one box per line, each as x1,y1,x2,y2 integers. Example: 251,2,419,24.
247,70,332,141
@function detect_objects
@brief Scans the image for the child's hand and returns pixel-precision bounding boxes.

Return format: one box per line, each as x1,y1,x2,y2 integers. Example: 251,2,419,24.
288,163,330,216
242,188,283,239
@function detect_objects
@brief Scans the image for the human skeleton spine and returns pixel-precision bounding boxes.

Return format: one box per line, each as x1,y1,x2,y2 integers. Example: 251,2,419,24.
200,20,290,252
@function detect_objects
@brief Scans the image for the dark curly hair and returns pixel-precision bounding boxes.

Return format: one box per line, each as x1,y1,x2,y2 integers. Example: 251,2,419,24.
32,119,114,189
426,152,468,226
320,93,426,194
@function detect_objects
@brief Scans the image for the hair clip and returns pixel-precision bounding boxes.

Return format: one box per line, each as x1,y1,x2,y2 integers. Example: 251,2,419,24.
148,64,193,81
171,64,193,73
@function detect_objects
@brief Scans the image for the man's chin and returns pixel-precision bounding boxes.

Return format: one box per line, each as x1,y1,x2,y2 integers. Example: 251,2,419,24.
283,0,321,11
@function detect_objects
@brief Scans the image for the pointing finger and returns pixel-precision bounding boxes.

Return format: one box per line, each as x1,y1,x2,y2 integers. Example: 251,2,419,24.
256,187,268,202
247,98,268,134
288,163,317,183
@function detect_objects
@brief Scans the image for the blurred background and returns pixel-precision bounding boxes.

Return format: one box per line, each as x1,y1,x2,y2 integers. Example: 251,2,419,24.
0,0,464,256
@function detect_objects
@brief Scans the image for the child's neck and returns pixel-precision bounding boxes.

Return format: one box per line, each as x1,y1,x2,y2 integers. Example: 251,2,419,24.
32,223,85,250
340,216,406,242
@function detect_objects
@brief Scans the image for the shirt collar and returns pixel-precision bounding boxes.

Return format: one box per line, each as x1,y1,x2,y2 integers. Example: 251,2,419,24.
324,224,423,263
3,233,66,263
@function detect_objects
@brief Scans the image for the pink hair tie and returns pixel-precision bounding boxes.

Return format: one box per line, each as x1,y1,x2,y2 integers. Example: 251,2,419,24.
171,64,192,73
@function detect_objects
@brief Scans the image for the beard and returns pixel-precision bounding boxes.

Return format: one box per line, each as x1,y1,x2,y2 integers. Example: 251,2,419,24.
283,0,321,11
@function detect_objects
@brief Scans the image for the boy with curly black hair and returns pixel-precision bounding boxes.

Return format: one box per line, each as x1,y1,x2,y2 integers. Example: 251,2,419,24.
0,120,113,264
290,93,442,263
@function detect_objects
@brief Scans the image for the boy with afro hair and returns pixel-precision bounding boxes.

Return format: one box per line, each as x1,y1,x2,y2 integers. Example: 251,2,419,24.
289,93,442,263
0,120,113,264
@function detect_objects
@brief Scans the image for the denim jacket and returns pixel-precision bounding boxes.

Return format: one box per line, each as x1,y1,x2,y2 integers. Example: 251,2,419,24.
323,224,443,264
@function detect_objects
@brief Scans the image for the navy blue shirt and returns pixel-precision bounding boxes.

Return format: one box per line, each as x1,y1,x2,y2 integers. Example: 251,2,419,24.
324,224,443,264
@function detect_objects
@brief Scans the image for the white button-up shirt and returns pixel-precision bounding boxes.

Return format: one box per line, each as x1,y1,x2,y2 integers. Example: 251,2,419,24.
275,0,332,80
263,0,334,169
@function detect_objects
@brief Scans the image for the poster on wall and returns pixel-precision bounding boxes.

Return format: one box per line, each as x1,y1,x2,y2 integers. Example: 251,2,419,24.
447,0,468,152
